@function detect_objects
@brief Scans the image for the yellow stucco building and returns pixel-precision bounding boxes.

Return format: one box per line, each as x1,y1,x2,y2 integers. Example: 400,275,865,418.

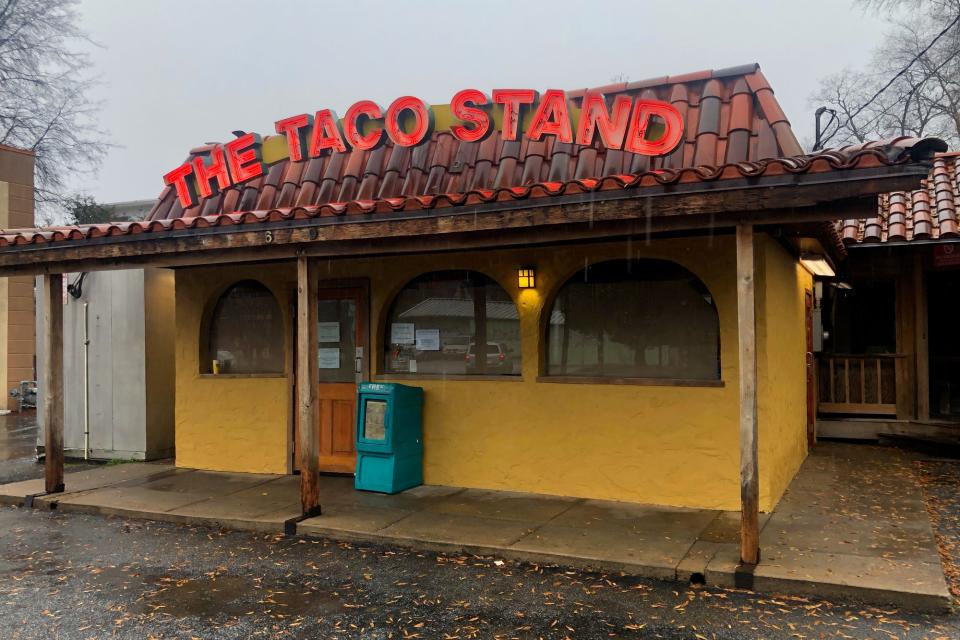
0,65,943,568
174,233,810,512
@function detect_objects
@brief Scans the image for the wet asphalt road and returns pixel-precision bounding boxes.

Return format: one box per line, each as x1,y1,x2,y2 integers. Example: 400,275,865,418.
0,504,958,640
0,418,959,639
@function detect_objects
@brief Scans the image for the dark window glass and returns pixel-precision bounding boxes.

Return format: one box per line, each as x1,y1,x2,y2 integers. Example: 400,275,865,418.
384,271,520,376
547,260,720,380
207,281,285,374
826,281,896,354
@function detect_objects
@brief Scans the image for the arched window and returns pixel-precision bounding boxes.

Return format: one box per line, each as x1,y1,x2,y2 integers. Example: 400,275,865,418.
546,259,719,380
384,270,520,376
205,280,285,374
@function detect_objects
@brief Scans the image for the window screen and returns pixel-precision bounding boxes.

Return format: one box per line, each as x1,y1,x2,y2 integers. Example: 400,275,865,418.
384,271,520,376
546,260,719,380
207,280,285,374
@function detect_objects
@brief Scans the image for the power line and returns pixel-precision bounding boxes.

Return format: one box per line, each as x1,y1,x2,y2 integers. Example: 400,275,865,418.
815,11,960,149
854,45,960,134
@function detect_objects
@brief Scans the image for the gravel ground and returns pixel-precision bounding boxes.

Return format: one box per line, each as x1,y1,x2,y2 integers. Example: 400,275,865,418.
0,503,958,639
1,443,959,639
917,459,960,600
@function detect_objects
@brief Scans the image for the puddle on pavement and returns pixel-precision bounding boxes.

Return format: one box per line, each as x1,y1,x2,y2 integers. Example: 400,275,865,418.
0,411,38,461
87,566,345,619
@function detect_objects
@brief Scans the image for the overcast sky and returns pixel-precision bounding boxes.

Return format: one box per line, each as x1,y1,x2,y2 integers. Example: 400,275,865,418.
75,0,891,204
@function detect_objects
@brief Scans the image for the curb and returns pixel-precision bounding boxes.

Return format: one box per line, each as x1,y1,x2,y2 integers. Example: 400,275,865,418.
296,520,679,580
4,491,953,614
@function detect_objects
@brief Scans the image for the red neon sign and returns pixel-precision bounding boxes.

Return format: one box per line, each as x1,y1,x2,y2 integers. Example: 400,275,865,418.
275,113,312,162
164,87,684,208
308,109,348,156
385,96,434,147
450,89,492,143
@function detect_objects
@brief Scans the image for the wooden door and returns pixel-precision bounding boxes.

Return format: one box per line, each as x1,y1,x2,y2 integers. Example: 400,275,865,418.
805,289,816,447
294,285,368,474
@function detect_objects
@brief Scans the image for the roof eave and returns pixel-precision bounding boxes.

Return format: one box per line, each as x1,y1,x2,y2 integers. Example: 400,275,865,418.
0,161,933,278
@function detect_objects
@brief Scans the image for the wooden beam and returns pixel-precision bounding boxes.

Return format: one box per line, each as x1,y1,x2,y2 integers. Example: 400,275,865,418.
296,255,321,516
736,224,760,566
0,174,911,277
42,274,64,494
0,204,872,278
913,253,930,421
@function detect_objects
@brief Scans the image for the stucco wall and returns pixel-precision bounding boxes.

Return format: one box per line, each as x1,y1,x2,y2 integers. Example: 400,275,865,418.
174,264,294,474
757,237,812,507
173,234,810,510
145,268,176,457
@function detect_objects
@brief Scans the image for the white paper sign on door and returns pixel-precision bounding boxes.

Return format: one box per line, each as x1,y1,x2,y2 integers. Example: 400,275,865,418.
318,321,340,343
318,347,341,369
390,322,415,345
415,329,440,351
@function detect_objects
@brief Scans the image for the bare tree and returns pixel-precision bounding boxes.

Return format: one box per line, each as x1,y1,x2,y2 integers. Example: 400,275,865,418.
0,0,108,223
811,0,960,149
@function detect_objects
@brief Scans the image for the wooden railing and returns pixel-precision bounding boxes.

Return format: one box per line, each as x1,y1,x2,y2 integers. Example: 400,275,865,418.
818,354,901,416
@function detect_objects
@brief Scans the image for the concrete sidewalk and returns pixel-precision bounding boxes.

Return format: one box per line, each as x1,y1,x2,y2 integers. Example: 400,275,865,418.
0,443,951,611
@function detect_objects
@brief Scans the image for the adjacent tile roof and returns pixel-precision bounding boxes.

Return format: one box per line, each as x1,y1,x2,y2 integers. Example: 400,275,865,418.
841,152,960,245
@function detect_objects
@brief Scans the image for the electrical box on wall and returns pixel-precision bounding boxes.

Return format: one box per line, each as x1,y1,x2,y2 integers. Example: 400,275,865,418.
812,281,824,353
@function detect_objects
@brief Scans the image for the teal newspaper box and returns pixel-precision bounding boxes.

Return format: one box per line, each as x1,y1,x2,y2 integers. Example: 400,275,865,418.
354,382,424,494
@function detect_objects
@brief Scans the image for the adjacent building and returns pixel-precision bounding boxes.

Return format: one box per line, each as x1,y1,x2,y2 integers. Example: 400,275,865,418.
0,144,35,411
35,198,175,460
35,267,175,460
817,153,960,441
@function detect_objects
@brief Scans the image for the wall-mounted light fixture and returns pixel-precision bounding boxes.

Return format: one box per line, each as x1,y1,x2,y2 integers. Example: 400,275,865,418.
518,267,536,289
799,253,836,278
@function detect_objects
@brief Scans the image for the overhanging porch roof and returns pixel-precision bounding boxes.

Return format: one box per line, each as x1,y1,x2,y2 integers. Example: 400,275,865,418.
0,138,945,276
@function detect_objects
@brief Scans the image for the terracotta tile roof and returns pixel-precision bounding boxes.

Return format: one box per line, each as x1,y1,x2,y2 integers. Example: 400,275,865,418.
145,63,804,223
0,65,948,249
0,137,940,249
841,152,960,245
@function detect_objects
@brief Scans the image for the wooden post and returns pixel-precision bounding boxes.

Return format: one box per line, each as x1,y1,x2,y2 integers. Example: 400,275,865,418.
43,274,64,494
913,253,930,421
296,256,321,516
894,267,916,420
736,224,760,566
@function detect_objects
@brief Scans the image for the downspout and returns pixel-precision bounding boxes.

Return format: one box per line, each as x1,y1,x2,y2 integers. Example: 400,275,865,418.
66,273,91,460
83,301,90,461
